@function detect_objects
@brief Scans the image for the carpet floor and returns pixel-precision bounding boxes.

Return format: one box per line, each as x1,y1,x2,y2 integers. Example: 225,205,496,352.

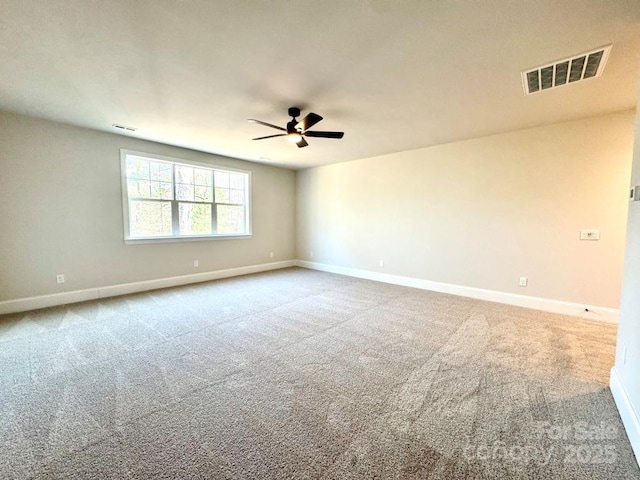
0,267,638,479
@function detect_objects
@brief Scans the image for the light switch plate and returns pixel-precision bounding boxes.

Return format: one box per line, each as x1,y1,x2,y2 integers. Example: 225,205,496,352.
580,229,600,241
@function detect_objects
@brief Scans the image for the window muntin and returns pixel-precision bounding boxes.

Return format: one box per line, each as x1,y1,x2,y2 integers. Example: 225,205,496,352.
121,151,250,241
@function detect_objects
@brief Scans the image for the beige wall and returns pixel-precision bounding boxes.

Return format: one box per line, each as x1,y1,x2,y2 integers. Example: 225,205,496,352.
0,109,634,309
297,111,634,309
0,111,296,302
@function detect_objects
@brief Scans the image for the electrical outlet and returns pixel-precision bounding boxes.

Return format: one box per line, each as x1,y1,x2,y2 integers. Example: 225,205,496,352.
379,260,384,268
193,260,199,267
622,344,627,365
310,251,314,258
270,251,274,258
56,274,65,284
580,229,600,241
519,277,528,287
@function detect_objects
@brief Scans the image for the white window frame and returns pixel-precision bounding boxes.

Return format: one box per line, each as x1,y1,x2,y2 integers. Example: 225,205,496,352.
120,149,252,244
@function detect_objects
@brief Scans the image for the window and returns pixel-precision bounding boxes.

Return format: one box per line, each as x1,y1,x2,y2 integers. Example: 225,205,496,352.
120,150,251,242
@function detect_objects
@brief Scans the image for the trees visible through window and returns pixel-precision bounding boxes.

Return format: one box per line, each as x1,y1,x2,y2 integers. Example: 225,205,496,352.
121,151,250,241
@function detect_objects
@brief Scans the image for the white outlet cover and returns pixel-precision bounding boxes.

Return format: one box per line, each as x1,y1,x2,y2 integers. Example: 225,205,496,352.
194,260,199,267
580,229,600,240
519,277,528,287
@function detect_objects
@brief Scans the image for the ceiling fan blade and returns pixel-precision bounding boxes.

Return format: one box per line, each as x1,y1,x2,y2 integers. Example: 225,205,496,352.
296,137,309,148
247,119,286,131
304,131,344,139
252,134,287,140
295,113,323,132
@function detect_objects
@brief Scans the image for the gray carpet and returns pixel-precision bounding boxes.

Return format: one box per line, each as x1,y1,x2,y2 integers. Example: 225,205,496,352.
0,267,638,479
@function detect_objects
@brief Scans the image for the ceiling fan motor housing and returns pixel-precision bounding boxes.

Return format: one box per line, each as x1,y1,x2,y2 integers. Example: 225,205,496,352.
286,121,299,133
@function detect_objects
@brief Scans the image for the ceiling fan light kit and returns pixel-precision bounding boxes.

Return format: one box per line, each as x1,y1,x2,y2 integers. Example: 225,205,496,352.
248,107,344,148
287,132,302,143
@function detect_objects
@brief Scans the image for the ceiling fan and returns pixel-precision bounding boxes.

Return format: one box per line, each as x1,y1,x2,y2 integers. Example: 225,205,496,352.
248,107,344,148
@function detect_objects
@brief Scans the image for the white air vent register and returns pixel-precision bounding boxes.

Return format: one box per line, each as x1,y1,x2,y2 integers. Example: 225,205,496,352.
522,45,611,95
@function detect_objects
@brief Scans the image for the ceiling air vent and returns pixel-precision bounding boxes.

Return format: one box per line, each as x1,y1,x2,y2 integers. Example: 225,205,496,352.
522,45,611,95
112,124,137,132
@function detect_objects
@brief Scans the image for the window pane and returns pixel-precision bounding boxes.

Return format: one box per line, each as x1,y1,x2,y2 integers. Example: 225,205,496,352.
217,205,245,234
137,180,151,198
194,185,212,202
127,179,140,198
179,203,212,235
229,189,244,205
129,200,172,237
176,183,194,201
126,158,150,180
150,161,172,182
194,168,212,186
151,181,173,200
214,171,229,188
175,165,193,184
229,173,245,190
215,187,229,203
128,178,155,199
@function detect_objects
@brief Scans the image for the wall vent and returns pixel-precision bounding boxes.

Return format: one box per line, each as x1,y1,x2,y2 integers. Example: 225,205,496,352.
522,45,611,95
112,124,137,132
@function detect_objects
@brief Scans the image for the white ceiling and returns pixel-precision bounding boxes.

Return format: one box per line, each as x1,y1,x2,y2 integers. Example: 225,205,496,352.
1,1,639,169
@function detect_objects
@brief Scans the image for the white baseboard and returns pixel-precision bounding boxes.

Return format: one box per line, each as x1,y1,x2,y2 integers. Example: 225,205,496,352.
2,259,619,323
610,367,640,468
0,260,296,315
295,260,619,323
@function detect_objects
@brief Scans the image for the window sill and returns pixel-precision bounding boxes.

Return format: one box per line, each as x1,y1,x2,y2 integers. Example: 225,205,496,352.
124,234,253,245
